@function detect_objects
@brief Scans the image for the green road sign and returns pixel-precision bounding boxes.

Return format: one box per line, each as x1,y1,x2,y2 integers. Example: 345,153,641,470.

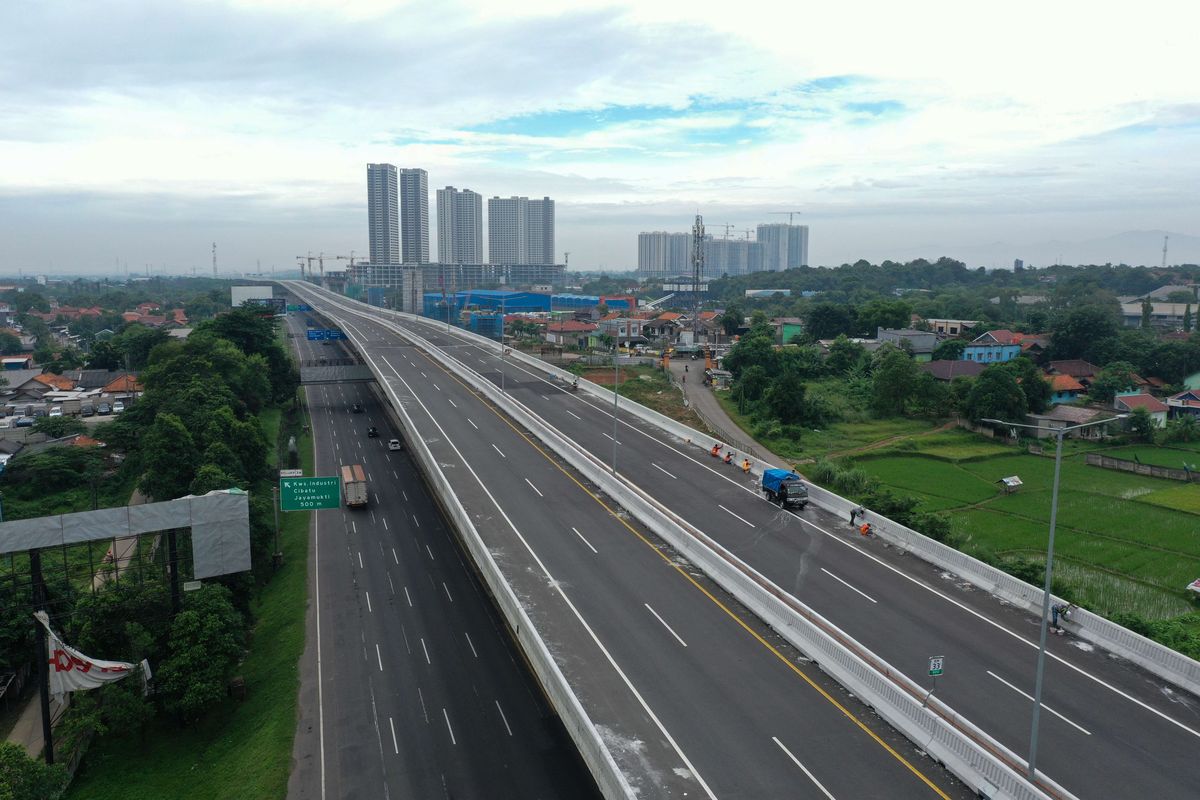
928,655,944,677
280,476,341,511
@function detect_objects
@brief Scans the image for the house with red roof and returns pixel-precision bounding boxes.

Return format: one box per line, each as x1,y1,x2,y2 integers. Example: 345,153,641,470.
544,320,597,349
1047,373,1085,404
1114,393,1169,426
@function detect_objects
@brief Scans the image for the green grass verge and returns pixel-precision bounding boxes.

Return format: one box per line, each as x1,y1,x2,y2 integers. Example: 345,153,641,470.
66,402,313,800
1102,444,1200,470
583,365,708,429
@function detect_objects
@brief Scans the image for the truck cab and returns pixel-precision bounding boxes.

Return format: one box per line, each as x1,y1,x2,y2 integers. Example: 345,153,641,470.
761,468,809,509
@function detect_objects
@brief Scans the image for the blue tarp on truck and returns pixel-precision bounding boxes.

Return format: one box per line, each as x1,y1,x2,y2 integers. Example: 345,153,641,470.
761,469,808,508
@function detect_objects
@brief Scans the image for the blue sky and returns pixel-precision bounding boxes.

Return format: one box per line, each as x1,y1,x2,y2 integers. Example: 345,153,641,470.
1,0,1199,273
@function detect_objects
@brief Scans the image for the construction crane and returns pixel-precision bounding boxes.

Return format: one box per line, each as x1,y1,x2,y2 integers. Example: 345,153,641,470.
563,251,570,267
295,252,317,281
711,223,735,241
769,210,804,225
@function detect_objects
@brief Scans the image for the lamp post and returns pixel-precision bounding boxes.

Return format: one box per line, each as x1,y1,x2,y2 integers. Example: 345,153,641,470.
611,343,619,473
980,413,1124,780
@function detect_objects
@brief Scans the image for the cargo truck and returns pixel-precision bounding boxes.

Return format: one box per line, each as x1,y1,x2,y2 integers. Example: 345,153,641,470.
340,464,368,508
761,468,809,509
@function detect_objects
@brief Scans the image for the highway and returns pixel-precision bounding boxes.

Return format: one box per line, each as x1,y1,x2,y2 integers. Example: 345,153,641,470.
293,282,1200,800
290,288,973,798
285,314,601,800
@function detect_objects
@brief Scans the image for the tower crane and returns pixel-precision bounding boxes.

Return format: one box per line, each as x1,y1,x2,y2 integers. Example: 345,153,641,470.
769,210,804,225
295,252,317,281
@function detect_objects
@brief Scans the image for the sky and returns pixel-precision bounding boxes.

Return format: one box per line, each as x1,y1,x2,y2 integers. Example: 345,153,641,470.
2,0,1199,275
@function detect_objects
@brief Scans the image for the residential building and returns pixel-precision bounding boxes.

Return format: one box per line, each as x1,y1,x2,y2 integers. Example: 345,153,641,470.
436,187,483,264
488,196,554,265
876,327,936,361
1167,389,1200,418
367,163,400,265
918,360,985,381
1048,374,1085,404
399,168,430,263
597,317,647,347
1025,406,1114,439
924,318,978,336
756,223,809,270
1119,301,1191,329
544,320,597,349
772,317,805,345
349,262,565,295
1047,360,1101,386
962,330,1023,364
1114,393,1168,426
638,232,694,277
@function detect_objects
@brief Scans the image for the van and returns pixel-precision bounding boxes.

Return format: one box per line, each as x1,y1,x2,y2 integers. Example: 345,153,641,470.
49,406,63,417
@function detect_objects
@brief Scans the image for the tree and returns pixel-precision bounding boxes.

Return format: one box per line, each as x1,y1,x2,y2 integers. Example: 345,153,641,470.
1049,305,1120,362
932,339,966,361
804,302,856,340
1089,361,1137,404
139,413,199,501
871,344,919,416
720,303,744,335
86,339,123,370
1166,290,1195,304
0,331,22,355
1164,415,1199,443
1185,304,1192,333
1003,357,1051,414
191,464,237,495
1141,298,1153,329
0,741,68,800
965,366,1028,422
31,416,87,439
1128,407,1157,443
763,370,810,425
733,364,769,405
856,299,912,336
825,335,866,374
158,585,245,722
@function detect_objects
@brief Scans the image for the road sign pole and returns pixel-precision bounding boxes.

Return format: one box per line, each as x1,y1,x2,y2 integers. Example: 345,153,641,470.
272,486,282,569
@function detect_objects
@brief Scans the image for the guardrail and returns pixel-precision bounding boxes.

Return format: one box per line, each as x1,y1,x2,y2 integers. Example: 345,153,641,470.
339,297,1200,701
333,314,635,799
298,289,1071,800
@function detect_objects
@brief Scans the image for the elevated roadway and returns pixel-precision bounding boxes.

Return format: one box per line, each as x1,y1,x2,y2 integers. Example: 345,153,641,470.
291,282,1200,800
288,288,971,797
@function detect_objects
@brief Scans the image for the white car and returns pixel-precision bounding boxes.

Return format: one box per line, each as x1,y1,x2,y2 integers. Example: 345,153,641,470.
49,406,63,417
112,401,125,413
387,438,402,451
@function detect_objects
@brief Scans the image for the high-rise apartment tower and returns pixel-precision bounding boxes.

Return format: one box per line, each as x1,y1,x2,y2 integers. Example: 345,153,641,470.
488,196,555,265
756,223,809,270
367,163,399,264
399,168,430,263
436,187,483,264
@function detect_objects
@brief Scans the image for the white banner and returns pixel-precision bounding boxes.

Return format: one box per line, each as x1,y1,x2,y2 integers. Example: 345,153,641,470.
34,611,147,698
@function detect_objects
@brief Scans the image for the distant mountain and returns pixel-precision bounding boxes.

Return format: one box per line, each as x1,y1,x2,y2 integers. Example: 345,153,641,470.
936,230,1200,269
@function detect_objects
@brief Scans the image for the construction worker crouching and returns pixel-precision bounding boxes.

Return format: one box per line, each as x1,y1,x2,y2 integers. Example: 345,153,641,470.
741,458,751,474
710,443,722,458
724,451,734,465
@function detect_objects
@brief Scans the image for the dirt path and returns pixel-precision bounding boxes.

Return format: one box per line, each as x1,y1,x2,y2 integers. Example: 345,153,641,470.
826,420,958,459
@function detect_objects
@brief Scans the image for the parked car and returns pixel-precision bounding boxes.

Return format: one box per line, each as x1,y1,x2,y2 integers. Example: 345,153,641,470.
31,407,46,418
14,416,34,427
352,403,363,414
80,404,95,417
97,403,112,415
49,406,63,417
388,438,402,451
0,419,10,429
112,401,125,414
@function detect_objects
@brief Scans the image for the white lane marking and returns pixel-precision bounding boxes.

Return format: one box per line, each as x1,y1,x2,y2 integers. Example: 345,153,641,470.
425,544,435,560
372,358,717,798
773,737,837,799
464,632,478,658
644,604,688,647
420,371,427,378
433,383,441,391
718,504,756,528
602,432,621,444
313,458,327,800
371,511,376,524
365,591,372,613
652,463,677,479
388,575,395,595
442,708,457,745
417,687,429,723
820,568,878,604
404,586,413,607
442,582,453,602
412,514,421,528
391,547,399,564
468,418,478,429
382,517,389,531
357,551,363,569
491,443,505,458
571,527,598,553
375,643,383,672
565,409,582,420
495,700,514,737
421,638,431,665
448,398,457,408
987,671,1092,735
352,521,357,535
524,478,543,497
388,717,399,754
402,490,408,501
384,453,391,463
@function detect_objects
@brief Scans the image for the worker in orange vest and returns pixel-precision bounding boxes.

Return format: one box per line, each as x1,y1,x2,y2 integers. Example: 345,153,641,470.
724,451,734,464
742,458,751,473
710,443,722,458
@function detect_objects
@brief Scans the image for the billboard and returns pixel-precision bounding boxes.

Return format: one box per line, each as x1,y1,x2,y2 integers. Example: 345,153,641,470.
231,285,276,307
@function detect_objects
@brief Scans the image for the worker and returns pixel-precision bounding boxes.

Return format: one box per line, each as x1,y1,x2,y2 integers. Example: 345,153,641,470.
859,522,872,537
571,376,579,391
724,451,733,465
742,458,751,474
710,443,722,458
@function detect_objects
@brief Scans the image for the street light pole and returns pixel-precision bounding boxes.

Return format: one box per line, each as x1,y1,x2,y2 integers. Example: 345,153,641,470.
611,345,619,474
981,414,1123,780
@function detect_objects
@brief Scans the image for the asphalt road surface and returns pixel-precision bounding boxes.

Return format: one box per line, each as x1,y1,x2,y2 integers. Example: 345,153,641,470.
290,288,976,799
294,284,1200,800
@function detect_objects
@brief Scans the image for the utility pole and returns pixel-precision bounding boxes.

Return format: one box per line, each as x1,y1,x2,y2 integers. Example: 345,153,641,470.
212,242,217,278
30,549,54,764
1163,235,1169,269
691,214,705,332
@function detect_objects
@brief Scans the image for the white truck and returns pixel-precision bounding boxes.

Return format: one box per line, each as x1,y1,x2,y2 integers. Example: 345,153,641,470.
340,464,368,508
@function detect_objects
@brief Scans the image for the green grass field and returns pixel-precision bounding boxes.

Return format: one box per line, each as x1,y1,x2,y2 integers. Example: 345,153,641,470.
66,399,313,800
1104,444,1200,470
848,435,1200,620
